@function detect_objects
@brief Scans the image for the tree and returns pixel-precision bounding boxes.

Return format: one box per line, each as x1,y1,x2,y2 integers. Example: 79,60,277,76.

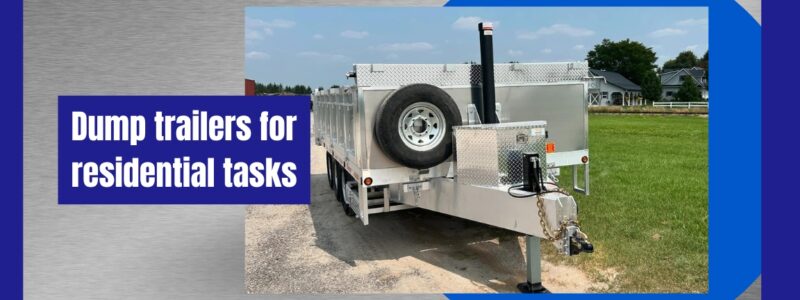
291,85,304,94
663,51,699,71
640,70,663,102
254,82,268,94
586,39,657,85
698,50,708,70
698,50,709,86
251,81,316,95
674,76,702,102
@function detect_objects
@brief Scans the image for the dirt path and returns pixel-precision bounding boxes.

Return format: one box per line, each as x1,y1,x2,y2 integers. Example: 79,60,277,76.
244,123,607,293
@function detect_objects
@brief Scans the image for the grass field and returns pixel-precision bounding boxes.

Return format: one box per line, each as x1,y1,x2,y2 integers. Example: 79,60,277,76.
549,114,708,293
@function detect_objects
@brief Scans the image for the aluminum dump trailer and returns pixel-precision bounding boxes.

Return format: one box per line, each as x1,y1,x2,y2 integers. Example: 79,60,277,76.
314,62,591,222
312,23,592,293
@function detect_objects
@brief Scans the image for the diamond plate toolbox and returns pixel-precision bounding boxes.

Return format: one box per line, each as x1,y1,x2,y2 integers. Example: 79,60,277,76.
454,121,548,187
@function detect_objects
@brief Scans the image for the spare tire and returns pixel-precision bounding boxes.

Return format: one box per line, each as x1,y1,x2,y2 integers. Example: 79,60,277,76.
374,84,462,169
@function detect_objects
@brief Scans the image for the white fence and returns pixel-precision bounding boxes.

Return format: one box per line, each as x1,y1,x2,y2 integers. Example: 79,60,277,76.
652,102,708,109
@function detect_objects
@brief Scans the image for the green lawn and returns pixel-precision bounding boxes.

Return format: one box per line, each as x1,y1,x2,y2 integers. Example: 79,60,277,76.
549,114,708,293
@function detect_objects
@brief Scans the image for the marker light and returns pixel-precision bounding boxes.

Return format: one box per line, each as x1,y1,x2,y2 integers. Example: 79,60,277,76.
546,142,556,153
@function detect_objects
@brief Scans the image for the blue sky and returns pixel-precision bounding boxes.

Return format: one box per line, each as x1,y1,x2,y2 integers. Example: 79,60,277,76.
245,7,708,88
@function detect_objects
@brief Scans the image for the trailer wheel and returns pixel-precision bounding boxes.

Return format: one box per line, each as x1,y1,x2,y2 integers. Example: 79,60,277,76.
333,162,343,203
326,153,335,190
337,165,356,217
374,84,462,169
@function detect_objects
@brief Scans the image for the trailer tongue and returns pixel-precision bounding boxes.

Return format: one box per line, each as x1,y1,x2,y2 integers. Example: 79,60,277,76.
313,23,593,293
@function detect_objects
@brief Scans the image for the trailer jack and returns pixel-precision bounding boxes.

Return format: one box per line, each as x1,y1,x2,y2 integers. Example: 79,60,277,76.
518,235,550,293
517,221,594,293
517,231,594,293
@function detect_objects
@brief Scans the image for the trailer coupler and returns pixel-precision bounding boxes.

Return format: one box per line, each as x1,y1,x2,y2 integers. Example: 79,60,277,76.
560,224,594,256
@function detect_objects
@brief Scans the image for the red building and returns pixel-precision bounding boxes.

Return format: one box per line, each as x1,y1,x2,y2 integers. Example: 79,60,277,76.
245,79,256,96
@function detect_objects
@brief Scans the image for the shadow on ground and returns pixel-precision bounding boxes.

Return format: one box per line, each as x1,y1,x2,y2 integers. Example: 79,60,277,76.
307,174,529,292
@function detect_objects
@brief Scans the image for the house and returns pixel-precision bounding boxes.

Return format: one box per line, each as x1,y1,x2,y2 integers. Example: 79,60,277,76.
660,67,708,101
588,69,643,106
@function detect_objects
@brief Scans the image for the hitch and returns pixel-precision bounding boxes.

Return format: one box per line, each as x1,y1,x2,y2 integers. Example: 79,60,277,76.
560,224,594,256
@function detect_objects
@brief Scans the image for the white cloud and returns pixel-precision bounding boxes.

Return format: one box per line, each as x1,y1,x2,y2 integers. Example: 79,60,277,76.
245,17,265,29
685,44,699,51
245,51,269,60
340,30,369,39
297,51,347,61
649,28,687,37
573,44,585,50
246,17,294,41
541,48,553,54
372,42,434,52
508,49,524,56
452,16,498,30
247,17,295,29
245,29,268,41
263,19,295,28
518,24,594,39
312,34,324,40
676,18,708,26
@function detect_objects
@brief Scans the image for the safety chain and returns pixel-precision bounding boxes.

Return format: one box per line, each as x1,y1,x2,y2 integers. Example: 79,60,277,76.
536,194,569,241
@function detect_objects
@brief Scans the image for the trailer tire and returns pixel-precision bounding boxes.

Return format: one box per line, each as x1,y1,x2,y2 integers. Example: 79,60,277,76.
326,153,335,190
333,162,343,203
339,167,356,217
374,84,462,169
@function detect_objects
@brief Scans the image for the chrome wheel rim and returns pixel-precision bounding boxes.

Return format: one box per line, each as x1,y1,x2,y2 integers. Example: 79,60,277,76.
398,102,446,151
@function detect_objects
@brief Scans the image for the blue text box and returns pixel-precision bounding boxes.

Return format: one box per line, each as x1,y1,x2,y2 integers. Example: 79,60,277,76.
58,96,310,204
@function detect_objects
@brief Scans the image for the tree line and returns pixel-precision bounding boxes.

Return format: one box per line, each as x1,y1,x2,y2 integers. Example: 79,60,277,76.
587,39,708,102
254,82,316,95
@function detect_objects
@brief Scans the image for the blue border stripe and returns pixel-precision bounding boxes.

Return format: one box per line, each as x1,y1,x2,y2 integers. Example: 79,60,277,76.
708,1,761,298
1,0,23,298
762,1,791,299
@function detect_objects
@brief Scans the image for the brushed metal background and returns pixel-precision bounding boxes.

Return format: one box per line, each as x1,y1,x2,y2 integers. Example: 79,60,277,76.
23,1,444,299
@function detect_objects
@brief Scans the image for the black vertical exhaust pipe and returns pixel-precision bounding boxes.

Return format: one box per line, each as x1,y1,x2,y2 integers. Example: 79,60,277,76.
479,22,498,124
